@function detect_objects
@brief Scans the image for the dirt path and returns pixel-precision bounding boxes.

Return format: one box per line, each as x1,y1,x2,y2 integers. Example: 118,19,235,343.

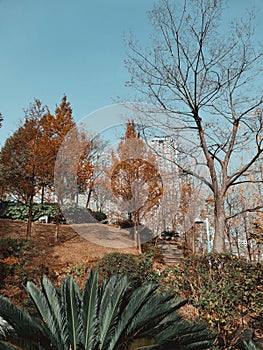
71,223,135,249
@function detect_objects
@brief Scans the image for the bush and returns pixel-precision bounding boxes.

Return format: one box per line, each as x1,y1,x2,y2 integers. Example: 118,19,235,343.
98,252,160,289
0,270,216,350
114,219,134,228
0,201,28,221
161,254,263,349
0,238,35,289
32,203,57,222
61,203,95,224
0,201,108,225
88,210,107,222
0,201,59,222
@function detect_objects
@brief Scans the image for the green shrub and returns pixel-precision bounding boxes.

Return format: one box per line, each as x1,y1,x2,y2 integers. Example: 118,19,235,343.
0,201,60,222
0,201,28,221
0,238,35,289
161,254,263,349
0,201,108,224
89,210,107,222
98,252,160,288
114,219,134,228
0,269,216,350
32,203,57,222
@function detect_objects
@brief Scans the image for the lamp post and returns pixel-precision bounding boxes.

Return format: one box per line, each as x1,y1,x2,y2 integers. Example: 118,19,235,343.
194,217,211,253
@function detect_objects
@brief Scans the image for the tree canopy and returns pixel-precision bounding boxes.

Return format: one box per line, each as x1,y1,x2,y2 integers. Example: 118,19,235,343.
126,0,263,252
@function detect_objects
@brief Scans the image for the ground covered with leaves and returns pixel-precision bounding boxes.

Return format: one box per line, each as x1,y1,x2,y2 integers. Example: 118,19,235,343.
0,219,262,349
0,219,137,303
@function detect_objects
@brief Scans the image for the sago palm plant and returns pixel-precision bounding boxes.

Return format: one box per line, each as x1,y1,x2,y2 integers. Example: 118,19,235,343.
0,268,215,349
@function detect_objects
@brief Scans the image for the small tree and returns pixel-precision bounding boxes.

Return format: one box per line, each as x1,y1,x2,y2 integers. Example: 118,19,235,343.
40,96,76,240
110,121,163,251
0,99,47,239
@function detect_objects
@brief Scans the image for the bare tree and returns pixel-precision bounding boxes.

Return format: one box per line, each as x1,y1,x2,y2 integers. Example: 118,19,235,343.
126,0,263,252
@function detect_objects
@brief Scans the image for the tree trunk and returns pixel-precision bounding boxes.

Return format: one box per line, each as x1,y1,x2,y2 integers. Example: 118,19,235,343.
212,198,226,253
41,184,45,204
133,212,141,253
244,216,252,261
55,202,60,243
86,187,92,208
26,194,34,240
226,225,233,254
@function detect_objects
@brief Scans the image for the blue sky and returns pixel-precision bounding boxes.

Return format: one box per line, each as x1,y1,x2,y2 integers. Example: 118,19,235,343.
0,0,262,146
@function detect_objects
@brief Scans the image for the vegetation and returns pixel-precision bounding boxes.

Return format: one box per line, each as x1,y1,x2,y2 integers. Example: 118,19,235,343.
160,254,263,349
0,268,215,350
97,252,263,349
98,251,160,288
0,201,107,224
0,238,35,290
0,202,58,223
0,96,99,241
0,238,50,303
0,225,262,349
0,1,262,348
110,120,163,251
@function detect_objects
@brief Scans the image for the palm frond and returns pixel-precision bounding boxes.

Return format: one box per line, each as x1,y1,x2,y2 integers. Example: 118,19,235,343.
126,289,187,338
0,315,14,339
0,341,18,350
61,275,81,350
155,319,215,350
0,337,48,350
0,269,215,350
108,283,158,350
99,274,118,312
0,295,42,343
244,340,261,350
26,280,62,349
81,267,99,350
40,275,68,346
99,274,130,350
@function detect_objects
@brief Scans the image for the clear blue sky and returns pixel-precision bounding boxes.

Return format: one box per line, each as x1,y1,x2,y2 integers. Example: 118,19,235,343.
0,0,262,146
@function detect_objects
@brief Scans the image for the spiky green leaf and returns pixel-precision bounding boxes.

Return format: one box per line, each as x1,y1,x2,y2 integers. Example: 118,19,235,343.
26,281,62,349
61,276,81,350
99,275,129,350
81,267,99,349
0,295,42,343
41,275,68,346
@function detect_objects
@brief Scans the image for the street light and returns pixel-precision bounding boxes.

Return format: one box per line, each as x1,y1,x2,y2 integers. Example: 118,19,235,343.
194,217,211,253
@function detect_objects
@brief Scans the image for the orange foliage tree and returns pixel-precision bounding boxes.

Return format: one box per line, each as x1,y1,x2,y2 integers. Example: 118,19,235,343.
0,96,97,241
0,99,47,238
110,120,163,251
41,96,97,241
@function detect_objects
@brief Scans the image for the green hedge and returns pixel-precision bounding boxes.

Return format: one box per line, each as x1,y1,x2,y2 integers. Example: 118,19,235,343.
0,201,107,224
0,201,58,222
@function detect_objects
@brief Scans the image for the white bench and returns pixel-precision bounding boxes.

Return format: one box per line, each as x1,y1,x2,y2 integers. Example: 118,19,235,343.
37,215,49,223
